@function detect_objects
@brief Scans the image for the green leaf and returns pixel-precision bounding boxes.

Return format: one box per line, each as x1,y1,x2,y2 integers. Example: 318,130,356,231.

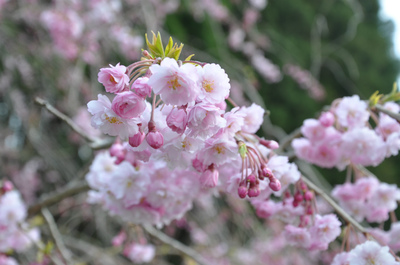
369,90,382,107
184,54,195,61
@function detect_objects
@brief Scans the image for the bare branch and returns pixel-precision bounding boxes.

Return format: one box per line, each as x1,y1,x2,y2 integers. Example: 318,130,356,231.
143,225,210,265
34,97,113,150
41,207,74,265
301,175,366,233
28,181,90,217
374,104,400,122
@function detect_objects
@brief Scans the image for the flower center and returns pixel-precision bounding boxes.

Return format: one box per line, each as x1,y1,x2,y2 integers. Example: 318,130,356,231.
168,75,181,90
202,80,214,93
105,114,122,124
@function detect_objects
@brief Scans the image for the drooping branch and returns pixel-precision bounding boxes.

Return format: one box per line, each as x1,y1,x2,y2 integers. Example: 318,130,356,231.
143,225,210,265
28,181,90,217
34,97,114,150
374,104,400,122
41,207,74,265
302,175,366,235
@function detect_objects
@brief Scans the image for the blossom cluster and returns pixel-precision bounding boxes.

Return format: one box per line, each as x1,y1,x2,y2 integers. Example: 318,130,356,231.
292,95,400,169
86,39,307,228
86,151,200,227
332,176,400,223
0,181,40,255
331,240,400,265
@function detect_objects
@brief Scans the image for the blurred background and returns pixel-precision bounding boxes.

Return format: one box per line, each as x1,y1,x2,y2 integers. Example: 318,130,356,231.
0,0,399,264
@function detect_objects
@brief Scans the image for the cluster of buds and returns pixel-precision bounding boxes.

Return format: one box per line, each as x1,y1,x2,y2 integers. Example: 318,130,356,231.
236,139,282,199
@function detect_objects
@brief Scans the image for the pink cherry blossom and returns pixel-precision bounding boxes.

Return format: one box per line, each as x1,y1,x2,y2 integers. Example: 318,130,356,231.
199,168,219,188
301,119,326,142
348,241,399,265
111,91,146,119
308,214,341,251
131,77,152,98
166,108,188,134
283,225,311,248
334,95,369,129
237,103,265,134
340,127,386,166
98,63,129,93
123,243,156,263
148,58,198,106
187,103,226,140
196,63,230,104
87,94,139,139
331,252,350,265
0,255,18,265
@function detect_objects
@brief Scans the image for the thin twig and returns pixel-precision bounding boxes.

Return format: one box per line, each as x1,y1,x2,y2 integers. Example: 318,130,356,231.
301,175,366,233
28,181,90,217
42,208,74,265
374,104,400,122
34,97,113,150
143,225,210,265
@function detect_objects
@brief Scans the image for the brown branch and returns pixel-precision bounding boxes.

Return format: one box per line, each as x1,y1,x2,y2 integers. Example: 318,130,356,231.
374,104,400,122
301,175,366,233
28,181,90,217
143,225,210,265
42,208,74,265
34,97,113,150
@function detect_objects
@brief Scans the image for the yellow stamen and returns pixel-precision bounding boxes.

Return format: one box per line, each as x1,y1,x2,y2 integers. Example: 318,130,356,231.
202,80,214,93
105,114,122,124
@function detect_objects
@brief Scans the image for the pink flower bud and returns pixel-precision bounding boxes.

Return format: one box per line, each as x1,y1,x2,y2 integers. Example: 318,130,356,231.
304,191,313,201
98,63,129,94
306,205,313,215
129,131,145,147
238,186,248,199
110,141,125,160
166,108,188,134
319,111,335,127
246,174,257,185
112,91,146,119
294,192,303,202
199,169,219,188
112,231,127,247
259,139,280,150
146,130,164,149
192,157,205,172
131,77,152,98
1,181,13,192
261,165,274,180
248,186,260,197
269,178,281,192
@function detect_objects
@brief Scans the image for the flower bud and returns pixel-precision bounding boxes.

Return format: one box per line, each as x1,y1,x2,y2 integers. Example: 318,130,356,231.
146,130,164,149
319,111,335,127
247,186,260,197
259,139,279,150
129,131,145,147
304,191,313,201
131,77,152,98
294,192,303,202
261,164,274,180
269,178,281,192
110,141,125,161
1,180,13,193
166,108,187,134
238,186,248,199
112,91,146,119
246,174,257,185
199,168,219,188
